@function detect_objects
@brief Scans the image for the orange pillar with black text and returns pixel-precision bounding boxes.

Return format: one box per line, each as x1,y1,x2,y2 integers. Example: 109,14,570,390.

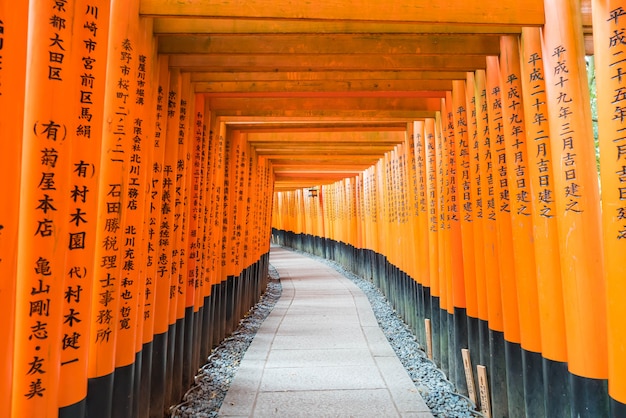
424,117,440,367
592,1,626,415
499,34,545,418
474,68,507,417
450,83,471,396
519,26,571,417
85,0,141,413
58,2,110,416
143,54,170,418
543,0,609,415
413,121,431,347
436,104,450,378
0,4,27,416
464,73,485,403
12,3,79,416
111,16,155,418
485,56,522,418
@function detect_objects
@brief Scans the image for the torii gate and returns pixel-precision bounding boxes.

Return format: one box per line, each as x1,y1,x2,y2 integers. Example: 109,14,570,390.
1,1,623,417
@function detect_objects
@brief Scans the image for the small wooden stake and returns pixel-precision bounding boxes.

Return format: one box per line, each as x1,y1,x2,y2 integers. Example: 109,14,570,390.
477,365,492,418
462,349,478,406
425,318,433,360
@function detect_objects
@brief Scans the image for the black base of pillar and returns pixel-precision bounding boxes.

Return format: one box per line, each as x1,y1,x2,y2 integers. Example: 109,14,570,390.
611,397,626,418
86,372,114,418
488,330,508,418
453,307,469,397
521,349,545,417
570,373,609,418
504,339,524,418
150,331,168,418
431,296,441,367
59,397,86,418
543,358,571,418
137,341,153,418
467,315,480,398
112,361,135,418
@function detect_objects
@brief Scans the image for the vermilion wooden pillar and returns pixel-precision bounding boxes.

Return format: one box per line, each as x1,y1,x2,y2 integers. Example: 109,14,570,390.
519,26,571,417
404,122,423,339
169,72,192,406
465,72,486,405
13,2,78,416
592,1,626,415
143,54,170,418
437,98,451,380
424,117,440,367
543,0,609,415
451,80,471,397
485,56,521,418
58,2,110,416
0,3,27,416
499,34,546,418
474,69,507,415
111,16,155,418
412,120,431,345
185,93,206,391
148,67,180,417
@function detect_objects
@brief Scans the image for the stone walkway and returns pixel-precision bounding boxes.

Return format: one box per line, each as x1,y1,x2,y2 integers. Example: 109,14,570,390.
218,246,433,417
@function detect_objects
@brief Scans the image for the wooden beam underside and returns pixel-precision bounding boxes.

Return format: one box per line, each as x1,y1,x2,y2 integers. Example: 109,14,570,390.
139,0,598,191
158,34,502,55
140,0,545,26
190,71,467,83
152,18,524,35
169,54,489,72
245,131,406,143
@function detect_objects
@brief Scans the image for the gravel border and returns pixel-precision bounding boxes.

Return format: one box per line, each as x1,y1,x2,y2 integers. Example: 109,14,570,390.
169,265,282,418
170,249,483,418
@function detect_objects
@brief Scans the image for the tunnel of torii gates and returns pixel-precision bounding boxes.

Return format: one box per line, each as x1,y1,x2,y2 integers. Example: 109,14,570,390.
3,0,626,417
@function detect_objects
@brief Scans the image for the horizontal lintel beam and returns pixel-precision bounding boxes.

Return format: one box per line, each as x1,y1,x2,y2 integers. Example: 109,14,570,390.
194,79,453,94
168,54,487,72
158,34,501,55
141,0,544,26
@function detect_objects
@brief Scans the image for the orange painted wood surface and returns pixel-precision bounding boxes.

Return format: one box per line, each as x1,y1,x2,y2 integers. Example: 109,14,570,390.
592,0,626,401
0,3,28,416
485,57,518,339
499,35,542,354
543,0,608,380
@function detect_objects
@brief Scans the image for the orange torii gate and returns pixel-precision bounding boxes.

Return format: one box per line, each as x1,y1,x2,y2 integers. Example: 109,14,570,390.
1,1,624,417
